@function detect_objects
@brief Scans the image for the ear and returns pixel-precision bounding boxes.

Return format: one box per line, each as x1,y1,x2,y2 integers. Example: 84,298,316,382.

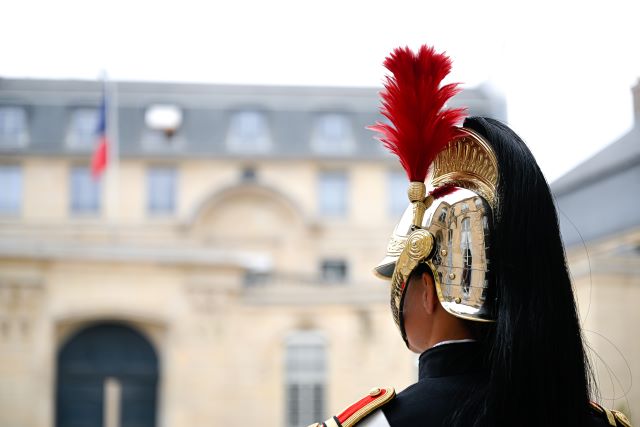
422,272,438,315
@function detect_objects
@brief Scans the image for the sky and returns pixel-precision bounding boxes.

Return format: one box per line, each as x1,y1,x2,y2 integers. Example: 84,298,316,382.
2,0,639,182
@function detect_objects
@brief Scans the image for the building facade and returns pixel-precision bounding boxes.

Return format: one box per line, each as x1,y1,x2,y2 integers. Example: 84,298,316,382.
0,78,505,427
552,79,640,423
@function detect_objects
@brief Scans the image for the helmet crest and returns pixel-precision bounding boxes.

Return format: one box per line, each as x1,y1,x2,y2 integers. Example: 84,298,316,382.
368,45,466,183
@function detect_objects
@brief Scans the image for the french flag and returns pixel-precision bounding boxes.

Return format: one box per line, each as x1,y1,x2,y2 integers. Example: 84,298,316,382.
91,87,108,179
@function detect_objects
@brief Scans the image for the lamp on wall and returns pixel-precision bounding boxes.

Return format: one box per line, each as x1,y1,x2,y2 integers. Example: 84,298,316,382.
145,104,183,139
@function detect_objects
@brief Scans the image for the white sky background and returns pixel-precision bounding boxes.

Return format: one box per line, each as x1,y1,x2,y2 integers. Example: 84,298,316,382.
2,0,638,182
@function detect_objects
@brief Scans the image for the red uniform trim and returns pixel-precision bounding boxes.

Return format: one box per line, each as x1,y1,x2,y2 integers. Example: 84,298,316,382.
336,389,389,425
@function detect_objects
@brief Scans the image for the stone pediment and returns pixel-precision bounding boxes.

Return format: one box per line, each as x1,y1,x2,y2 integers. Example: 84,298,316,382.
188,183,308,244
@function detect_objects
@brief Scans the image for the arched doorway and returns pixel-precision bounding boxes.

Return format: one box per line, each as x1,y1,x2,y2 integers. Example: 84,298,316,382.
56,322,159,427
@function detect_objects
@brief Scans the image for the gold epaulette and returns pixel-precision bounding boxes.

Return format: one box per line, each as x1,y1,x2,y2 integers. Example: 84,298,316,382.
590,402,632,427
307,387,395,427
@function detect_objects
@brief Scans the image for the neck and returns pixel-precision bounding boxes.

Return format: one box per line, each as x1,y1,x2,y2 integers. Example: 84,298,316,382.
423,311,473,350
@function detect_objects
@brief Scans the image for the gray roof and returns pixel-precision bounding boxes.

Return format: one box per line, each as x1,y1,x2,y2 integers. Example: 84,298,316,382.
552,125,640,196
552,124,640,247
0,78,506,160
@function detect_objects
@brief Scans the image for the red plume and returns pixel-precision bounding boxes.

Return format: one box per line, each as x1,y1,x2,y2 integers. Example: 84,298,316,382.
369,45,466,182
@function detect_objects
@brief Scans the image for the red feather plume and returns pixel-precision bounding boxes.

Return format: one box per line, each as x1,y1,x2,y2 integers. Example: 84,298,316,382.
369,45,466,182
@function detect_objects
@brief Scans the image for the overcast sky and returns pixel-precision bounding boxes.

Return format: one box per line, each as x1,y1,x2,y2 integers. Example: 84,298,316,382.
2,0,638,182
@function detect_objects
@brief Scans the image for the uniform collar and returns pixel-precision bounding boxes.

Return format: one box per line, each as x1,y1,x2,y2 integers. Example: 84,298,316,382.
418,341,484,380
431,338,476,348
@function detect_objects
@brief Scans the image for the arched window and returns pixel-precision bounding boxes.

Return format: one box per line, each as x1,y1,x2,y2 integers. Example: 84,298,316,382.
67,108,99,149
437,206,449,224
0,106,28,147
311,113,354,154
432,231,444,266
285,331,326,427
227,110,271,153
460,217,472,295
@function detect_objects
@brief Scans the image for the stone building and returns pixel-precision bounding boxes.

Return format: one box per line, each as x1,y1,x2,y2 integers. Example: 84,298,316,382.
552,79,640,423
0,78,504,427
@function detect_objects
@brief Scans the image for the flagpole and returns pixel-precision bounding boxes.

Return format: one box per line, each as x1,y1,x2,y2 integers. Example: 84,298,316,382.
109,78,120,220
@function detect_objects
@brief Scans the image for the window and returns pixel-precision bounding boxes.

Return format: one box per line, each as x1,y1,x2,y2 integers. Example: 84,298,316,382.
437,206,449,224
285,332,326,427
70,166,101,214
432,231,443,266
460,217,472,294
311,114,354,154
461,217,472,251
0,107,28,147
227,111,271,153
0,165,22,214
388,170,407,216
318,171,348,217
241,166,257,182
68,108,99,149
321,259,348,283
243,270,271,287
147,166,176,215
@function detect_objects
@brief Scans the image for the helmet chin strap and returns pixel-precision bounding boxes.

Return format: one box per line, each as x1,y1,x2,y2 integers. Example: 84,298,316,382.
397,280,410,349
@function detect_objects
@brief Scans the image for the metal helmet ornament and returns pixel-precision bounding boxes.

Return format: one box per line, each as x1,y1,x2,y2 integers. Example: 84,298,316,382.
369,45,499,344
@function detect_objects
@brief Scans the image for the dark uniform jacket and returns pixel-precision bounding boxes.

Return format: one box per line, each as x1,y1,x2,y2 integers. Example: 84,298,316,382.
348,342,630,427
381,341,487,426
314,342,630,427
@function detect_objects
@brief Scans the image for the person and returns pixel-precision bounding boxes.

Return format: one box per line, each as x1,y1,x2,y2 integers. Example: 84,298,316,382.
306,46,632,427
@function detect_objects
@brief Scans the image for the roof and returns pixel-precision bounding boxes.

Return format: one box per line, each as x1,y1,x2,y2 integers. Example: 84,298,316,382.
552,122,640,247
552,125,640,196
0,78,507,160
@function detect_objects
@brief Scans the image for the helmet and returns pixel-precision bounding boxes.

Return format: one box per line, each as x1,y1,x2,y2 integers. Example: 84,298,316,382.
374,128,498,340
369,46,499,342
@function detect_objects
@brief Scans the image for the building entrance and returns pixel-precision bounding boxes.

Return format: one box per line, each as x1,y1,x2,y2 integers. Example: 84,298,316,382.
56,323,159,427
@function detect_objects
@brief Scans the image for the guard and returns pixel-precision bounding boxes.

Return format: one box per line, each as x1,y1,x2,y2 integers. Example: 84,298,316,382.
305,45,633,427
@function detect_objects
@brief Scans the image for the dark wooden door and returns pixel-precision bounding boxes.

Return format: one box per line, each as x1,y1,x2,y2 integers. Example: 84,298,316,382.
56,323,159,427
